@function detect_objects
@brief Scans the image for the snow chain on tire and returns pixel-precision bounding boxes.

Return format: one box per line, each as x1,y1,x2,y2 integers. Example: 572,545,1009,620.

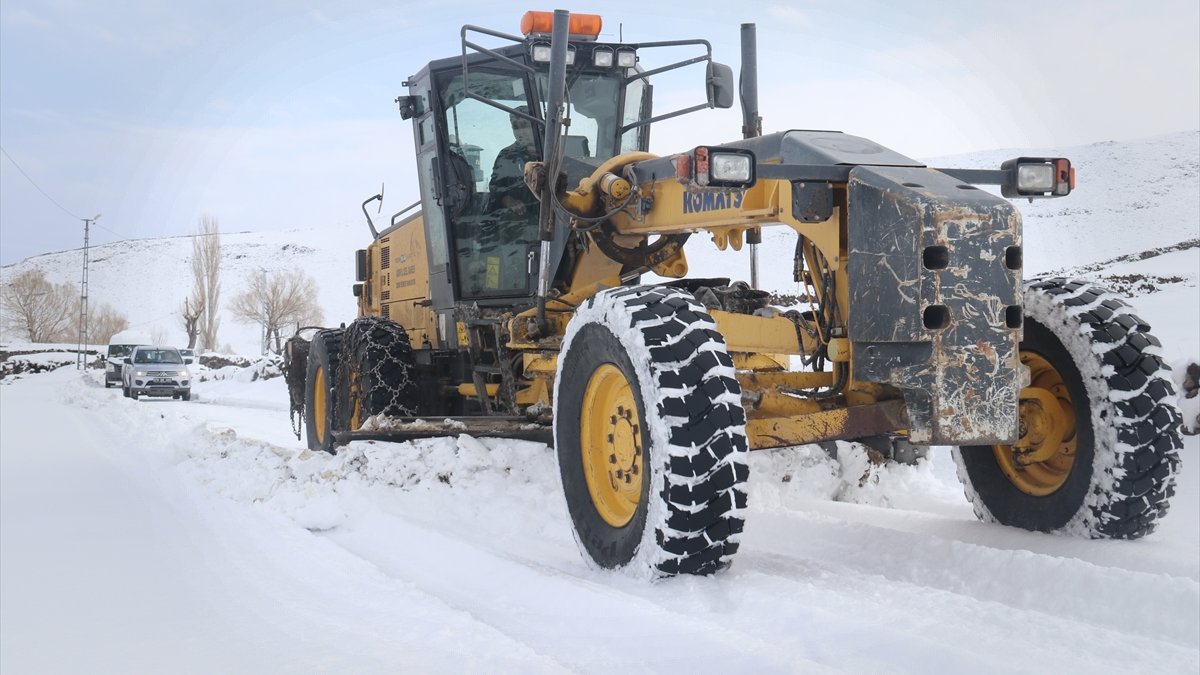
337,316,419,427
954,277,1182,539
555,285,749,578
283,336,311,440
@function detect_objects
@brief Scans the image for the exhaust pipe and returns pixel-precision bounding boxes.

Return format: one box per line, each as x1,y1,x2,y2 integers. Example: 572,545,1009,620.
740,23,763,288
740,23,761,140
534,9,571,334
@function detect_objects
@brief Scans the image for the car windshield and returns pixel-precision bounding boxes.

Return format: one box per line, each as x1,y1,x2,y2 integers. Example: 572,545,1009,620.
108,345,136,358
133,349,183,365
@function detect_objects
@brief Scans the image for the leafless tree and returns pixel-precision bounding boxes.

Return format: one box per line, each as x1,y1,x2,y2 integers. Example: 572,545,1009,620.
229,269,324,354
180,296,201,349
71,301,130,344
0,269,76,343
151,327,171,347
191,215,222,351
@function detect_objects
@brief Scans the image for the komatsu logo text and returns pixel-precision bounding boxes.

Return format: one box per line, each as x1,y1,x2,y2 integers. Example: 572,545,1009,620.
683,190,744,214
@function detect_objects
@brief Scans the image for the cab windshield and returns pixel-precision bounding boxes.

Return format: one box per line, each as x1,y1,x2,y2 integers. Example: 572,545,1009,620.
437,66,632,299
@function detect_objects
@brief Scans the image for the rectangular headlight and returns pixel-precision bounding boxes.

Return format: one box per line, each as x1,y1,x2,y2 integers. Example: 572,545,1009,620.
1001,156,1074,198
592,48,613,68
616,49,636,68
1016,163,1055,191
692,147,756,188
711,153,752,182
565,46,576,65
531,43,551,62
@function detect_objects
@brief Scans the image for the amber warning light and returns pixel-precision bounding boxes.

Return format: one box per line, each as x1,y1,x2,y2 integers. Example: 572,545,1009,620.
521,11,602,39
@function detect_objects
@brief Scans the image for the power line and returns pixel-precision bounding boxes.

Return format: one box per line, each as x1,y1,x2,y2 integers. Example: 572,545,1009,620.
0,144,124,240
0,144,79,220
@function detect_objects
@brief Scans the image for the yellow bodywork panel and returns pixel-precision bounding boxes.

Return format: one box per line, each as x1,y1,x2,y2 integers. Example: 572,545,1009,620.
362,214,438,345
711,310,804,355
746,400,908,450
457,382,546,406
599,172,844,274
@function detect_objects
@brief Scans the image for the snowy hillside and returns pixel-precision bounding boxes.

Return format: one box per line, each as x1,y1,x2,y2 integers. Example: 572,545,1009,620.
0,225,364,355
1,132,1198,673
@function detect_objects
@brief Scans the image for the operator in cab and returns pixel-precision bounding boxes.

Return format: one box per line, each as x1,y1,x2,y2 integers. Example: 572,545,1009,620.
487,106,540,224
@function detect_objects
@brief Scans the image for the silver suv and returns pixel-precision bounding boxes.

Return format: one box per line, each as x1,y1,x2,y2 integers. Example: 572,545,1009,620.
122,346,192,401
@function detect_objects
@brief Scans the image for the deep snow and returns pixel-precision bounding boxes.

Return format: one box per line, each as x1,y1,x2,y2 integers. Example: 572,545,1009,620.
2,365,1197,673
2,132,1199,673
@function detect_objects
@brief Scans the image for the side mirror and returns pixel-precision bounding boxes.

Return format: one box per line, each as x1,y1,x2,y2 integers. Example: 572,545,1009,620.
707,61,735,109
185,358,194,365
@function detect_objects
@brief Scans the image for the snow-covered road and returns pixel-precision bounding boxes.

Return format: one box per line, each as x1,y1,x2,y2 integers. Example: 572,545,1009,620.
2,366,1198,673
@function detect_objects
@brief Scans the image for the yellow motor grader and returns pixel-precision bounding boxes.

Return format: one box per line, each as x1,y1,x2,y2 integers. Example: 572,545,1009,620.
283,10,1182,577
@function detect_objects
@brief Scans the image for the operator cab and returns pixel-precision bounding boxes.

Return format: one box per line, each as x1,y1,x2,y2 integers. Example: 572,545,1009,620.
399,11,726,309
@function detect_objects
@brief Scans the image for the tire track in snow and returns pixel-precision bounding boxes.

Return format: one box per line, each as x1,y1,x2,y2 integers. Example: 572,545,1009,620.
730,549,1198,674
319,506,836,674
743,510,1200,648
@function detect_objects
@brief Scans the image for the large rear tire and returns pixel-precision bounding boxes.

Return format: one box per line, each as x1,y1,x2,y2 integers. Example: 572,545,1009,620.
304,329,344,454
340,317,419,430
954,278,1181,538
555,286,749,577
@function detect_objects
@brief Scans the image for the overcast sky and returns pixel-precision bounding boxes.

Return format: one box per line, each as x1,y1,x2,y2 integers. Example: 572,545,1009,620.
2,0,1197,265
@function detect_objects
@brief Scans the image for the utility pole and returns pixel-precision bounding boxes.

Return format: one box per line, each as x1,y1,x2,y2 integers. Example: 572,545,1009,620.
77,214,100,369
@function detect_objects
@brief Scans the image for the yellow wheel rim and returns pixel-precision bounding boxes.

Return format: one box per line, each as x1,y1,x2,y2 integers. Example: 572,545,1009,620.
580,364,644,527
994,351,1078,496
313,366,328,446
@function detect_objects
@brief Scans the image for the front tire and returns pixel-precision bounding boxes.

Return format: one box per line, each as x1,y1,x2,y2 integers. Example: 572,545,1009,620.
954,278,1182,539
304,329,344,454
555,286,749,577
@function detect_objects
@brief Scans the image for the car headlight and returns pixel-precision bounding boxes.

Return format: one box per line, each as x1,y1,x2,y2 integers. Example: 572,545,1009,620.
179,370,190,378
136,370,146,377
